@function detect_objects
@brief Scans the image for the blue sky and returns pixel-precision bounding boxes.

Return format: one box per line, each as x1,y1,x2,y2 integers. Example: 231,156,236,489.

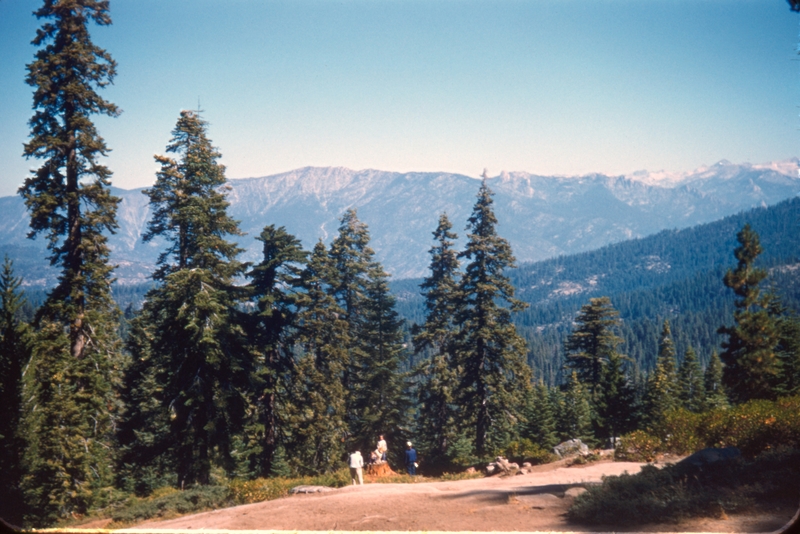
0,0,798,197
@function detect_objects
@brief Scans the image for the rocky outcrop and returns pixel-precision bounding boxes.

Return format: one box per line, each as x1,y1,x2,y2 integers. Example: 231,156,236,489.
553,439,590,459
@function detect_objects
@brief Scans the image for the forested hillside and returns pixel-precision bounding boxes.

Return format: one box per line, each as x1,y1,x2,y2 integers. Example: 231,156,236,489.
393,196,800,383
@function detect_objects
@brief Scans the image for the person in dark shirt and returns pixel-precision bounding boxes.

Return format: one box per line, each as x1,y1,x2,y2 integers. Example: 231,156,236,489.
404,441,417,475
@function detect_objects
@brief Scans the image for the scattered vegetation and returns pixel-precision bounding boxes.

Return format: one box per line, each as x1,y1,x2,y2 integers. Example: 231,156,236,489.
569,446,800,526
615,396,800,461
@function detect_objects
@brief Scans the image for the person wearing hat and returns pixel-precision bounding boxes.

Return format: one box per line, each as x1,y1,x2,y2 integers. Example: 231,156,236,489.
404,441,417,476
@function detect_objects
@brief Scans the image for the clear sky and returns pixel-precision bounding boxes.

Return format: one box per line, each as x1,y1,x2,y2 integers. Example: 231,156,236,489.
0,0,798,197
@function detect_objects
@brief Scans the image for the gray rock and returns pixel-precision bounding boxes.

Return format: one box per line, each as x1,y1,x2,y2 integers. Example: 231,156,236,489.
678,447,741,471
553,439,590,458
290,485,334,494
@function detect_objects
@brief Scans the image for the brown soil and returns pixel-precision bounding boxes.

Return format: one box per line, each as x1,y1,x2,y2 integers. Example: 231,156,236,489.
125,459,797,532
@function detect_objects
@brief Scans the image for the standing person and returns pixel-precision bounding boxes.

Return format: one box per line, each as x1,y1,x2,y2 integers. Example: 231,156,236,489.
349,450,364,485
377,434,388,462
405,441,418,476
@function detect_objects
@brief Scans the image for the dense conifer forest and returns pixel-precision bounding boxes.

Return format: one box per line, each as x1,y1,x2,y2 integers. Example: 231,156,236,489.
1,1,799,529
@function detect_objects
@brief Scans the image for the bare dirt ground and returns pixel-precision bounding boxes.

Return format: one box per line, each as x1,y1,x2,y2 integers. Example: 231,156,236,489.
125,460,796,532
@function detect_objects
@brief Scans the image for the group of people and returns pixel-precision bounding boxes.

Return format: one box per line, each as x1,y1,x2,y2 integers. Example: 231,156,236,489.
348,434,418,485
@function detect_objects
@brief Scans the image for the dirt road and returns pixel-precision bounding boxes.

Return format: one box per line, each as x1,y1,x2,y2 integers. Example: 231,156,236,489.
125,460,795,532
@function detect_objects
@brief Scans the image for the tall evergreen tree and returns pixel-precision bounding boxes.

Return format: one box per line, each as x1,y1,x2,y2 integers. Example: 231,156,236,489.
643,320,679,426
0,258,31,525
556,372,594,444
413,214,461,464
287,241,349,474
455,177,531,457
125,110,247,487
718,224,780,403
703,351,729,411
243,225,306,477
594,351,636,443
327,209,374,424
564,296,624,398
349,264,411,462
522,382,558,450
677,346,705,413
768,296,800,397
19,0,122,522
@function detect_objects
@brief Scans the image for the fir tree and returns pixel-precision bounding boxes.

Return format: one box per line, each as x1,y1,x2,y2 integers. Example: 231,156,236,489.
702,351,729,411
0,258,31,525
677,346,705,412
594,351,636,443
349,264,411,463
768,296,800,397
287,241,349,474
19,1,123,521
564,296,624,398
522,382,558,450
327,209,374,426
412,213,461,464
455,177,531,457
718,224,780,403
127,110,247,487
117,314,174,495
556,372,594,444
643,320,679,426
243,225,306,477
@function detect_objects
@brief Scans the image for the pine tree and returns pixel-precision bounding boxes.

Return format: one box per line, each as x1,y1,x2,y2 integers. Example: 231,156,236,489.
0,258,31,525
643,320,679,426
564,297,624,398
412,213,461,465
117,314,174,495
719,224,780,403
19,1,123,522
677,346,705,412
594,351,636,444
349,264,411,464
768,296,800,397
243,225,306,478
563,296,631,441
455,177,532,457
287,241,349,474
522,382,558,450
127,110,248,487
556,372,594,444
327,209,374,428
703,351,729,411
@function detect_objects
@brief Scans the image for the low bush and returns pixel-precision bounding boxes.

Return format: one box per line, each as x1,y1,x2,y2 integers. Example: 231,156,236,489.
109,485,232,526
569,446,800,526
505,439,558,465
616,396,800,460
614,430,661,462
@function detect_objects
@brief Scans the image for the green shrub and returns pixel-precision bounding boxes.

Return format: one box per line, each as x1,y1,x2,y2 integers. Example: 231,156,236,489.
568,446,800,526
701,397,800,456
617,396,800,460
505,439,558,465
614,430,661,462
439,471,484,481
652,409,704,455
110,485,232,525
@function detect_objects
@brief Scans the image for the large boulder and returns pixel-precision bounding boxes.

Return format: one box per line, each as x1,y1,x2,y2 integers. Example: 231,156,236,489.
677,447,741,471
553,439,590,459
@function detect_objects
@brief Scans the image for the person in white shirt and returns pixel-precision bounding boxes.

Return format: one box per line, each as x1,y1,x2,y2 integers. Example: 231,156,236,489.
349,450,364,485
377,435,388,462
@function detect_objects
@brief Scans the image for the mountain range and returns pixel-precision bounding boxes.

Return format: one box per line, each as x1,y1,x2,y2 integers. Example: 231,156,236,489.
1,159,799,286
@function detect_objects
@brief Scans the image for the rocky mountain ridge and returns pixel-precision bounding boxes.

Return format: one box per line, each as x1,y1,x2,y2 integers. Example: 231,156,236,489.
1,159,798,285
